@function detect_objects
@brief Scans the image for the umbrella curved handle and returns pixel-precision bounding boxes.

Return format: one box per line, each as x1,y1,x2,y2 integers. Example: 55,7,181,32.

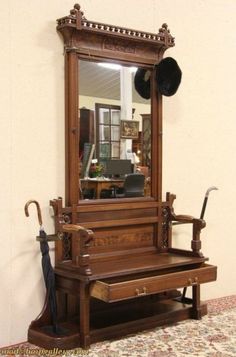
24,199,43,226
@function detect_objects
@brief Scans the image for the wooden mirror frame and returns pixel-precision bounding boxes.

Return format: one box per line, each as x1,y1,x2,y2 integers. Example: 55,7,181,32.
57,3,175,206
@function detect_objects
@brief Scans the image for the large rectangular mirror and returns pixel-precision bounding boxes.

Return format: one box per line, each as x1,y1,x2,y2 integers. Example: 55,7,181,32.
56,5,172,205
78,59,151,200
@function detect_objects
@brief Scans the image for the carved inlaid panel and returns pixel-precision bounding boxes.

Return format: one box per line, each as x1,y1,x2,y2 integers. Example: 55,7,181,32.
89,225,154,254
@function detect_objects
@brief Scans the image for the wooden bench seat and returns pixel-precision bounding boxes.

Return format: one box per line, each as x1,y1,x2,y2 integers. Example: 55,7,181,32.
55,252,209,280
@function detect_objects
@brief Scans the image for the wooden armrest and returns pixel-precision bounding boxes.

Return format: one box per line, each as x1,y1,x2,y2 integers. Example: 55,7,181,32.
62,224,89,233
173,214,195,223
172,215,206,229
62,224,94,275
62,224,94,244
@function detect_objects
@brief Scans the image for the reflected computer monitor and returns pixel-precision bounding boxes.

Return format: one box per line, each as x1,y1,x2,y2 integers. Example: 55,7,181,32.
102,159,132,178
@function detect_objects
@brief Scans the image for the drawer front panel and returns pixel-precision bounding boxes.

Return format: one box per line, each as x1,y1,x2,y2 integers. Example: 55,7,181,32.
90,264,217,302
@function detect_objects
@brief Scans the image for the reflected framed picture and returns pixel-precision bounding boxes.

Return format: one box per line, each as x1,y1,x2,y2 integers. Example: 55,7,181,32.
120,120,139,139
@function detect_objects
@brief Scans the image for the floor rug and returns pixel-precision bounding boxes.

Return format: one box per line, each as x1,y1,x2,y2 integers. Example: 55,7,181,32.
1,295,236,357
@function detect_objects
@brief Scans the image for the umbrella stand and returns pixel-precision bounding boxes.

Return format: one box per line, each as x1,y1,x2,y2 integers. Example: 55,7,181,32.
25,199,64,335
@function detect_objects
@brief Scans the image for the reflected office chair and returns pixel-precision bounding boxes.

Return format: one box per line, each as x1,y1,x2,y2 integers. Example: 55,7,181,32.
115,173,145,198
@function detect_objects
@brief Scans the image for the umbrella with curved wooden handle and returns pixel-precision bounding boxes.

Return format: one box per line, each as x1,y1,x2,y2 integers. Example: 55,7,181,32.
24,200,59,334
24,199,43,227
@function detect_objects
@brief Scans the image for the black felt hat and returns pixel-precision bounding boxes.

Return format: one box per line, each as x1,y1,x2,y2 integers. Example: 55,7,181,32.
134,68,151,100
134,57,182,99
155,57,182,97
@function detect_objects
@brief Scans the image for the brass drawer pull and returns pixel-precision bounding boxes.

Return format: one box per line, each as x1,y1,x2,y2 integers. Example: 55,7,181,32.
188,277,199,286
135,287,147,296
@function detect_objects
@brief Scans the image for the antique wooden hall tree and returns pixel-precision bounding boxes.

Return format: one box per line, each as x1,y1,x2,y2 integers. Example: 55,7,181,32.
28,4,217,349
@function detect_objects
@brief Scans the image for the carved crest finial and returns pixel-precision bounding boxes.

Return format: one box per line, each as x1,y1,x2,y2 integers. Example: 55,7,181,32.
69,3,86,21
159,23,170,34
74,3,81,11
70,3,86,20
157,23,174,46
70,4,80,15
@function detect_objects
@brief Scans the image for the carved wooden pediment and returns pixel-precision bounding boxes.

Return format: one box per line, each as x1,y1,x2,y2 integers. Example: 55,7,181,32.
57,4,175,64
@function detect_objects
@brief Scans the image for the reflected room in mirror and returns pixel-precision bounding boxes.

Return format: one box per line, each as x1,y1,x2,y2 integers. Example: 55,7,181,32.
78,60,151,200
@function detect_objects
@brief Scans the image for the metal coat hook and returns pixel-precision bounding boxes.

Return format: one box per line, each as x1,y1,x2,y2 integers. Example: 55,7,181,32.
24,199,43,227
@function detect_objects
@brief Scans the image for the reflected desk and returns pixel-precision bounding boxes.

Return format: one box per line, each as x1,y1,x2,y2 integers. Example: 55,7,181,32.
80,178,124,199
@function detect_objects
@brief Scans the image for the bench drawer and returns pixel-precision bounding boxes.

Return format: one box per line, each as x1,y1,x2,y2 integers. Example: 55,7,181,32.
90,264,217,302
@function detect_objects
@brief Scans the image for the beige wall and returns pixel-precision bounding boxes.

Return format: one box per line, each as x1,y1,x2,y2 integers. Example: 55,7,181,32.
0,0,235,346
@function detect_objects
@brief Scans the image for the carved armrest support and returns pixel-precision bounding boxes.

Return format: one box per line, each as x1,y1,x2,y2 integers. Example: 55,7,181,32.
191,218,206,256
62,224,94,276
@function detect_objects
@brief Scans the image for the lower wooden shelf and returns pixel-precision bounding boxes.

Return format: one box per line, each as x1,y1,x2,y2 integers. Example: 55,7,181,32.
28,296,207,350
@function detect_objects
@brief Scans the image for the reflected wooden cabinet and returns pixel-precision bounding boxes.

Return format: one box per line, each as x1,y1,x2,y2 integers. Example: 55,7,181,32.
141,114,151,168
131,114,151,168
79,108,94,156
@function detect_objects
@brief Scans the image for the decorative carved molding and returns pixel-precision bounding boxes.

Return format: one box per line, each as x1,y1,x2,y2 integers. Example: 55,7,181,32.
57,4,175,48
62,233,72,261
92,232,152,247
103,38,136,54
61,213,72,225
157,23,174,46
161,207,170,249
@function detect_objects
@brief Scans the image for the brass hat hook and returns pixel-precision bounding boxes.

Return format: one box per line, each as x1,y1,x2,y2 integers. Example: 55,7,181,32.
24,199,43,227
